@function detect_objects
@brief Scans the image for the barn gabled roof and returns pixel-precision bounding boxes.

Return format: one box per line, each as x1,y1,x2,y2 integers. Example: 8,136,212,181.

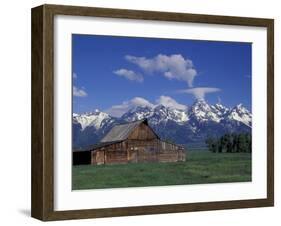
100,119,158,143
73,141,122,152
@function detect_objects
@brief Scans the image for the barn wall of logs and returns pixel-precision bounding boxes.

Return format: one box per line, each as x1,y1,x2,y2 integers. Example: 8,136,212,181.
91,139,186,165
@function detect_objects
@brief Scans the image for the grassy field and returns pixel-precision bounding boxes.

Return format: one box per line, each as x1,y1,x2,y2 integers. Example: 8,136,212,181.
72,151,252,190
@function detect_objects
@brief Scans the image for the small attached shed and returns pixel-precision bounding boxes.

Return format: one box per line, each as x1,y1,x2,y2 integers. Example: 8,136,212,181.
73,119,186,165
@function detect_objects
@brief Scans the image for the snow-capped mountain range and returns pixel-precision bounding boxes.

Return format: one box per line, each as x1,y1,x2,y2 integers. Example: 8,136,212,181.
73,99,252,148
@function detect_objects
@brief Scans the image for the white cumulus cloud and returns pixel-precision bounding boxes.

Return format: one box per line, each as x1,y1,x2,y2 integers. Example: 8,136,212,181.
156,95,187,110
179,87,221,100
73,72,77,79
106,97,154,117
125,54,197,87
113,68,143,82
73,86,87,97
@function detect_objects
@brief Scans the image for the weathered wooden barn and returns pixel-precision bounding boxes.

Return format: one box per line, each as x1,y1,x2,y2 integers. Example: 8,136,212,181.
73,119,186,165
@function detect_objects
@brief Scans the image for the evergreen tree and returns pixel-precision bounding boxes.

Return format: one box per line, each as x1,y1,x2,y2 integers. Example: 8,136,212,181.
237,134,247,152
205,137,217,152
205,132,251,153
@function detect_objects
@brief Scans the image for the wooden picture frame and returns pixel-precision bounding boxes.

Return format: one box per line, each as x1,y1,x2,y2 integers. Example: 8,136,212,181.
31,4,274,221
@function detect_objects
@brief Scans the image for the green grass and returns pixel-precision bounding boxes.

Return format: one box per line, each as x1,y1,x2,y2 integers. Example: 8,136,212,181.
72,151,252,190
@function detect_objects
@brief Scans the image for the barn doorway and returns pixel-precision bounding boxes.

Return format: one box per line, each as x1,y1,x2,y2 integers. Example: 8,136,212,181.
73,151,91,165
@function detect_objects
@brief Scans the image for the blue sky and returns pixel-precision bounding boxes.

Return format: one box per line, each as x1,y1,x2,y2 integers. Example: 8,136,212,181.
72,34,252,116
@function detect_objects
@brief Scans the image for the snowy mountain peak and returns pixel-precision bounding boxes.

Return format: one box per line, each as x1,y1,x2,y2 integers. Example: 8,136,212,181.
121,105,153,122
154,104,170,114
226,104,252,127
73,111,111,131
232,103,250,113
212,103,229,116
192,99,211,111
214,103,228,111
189,99,221,122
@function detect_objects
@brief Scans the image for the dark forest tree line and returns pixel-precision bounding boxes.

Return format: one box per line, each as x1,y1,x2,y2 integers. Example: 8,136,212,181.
205,133,251,153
